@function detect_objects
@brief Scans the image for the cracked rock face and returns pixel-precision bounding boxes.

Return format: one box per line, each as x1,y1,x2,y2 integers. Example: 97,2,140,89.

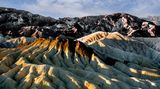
0,33,160,89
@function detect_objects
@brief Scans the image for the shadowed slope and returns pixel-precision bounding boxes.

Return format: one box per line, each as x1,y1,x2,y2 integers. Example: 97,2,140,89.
0,34,160,89
78,31,160,67
0,37,113,89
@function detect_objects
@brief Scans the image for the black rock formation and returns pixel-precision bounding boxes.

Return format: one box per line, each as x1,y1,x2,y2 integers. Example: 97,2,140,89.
0,7,159,38
0,7,56,37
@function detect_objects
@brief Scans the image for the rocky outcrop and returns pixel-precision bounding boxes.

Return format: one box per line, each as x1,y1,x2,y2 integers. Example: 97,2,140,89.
0,7,160,38
0,34,160,89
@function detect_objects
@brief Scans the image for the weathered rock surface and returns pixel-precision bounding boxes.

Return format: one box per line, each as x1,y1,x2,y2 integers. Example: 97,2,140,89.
0,36,35,48
1,7,160,89
0,7,56,37
0,7,160,38
0,33,160,89
78,31,160,67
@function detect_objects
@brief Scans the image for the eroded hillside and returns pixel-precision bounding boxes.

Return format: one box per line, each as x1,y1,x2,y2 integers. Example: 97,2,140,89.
0,33,160,89
0,7,160,89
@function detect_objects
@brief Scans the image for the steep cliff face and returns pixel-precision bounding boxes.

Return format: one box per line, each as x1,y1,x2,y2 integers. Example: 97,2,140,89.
0,34,160,89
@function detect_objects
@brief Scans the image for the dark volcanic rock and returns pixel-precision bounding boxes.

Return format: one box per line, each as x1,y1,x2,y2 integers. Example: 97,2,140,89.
0,7,160,38
0,7,56,37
